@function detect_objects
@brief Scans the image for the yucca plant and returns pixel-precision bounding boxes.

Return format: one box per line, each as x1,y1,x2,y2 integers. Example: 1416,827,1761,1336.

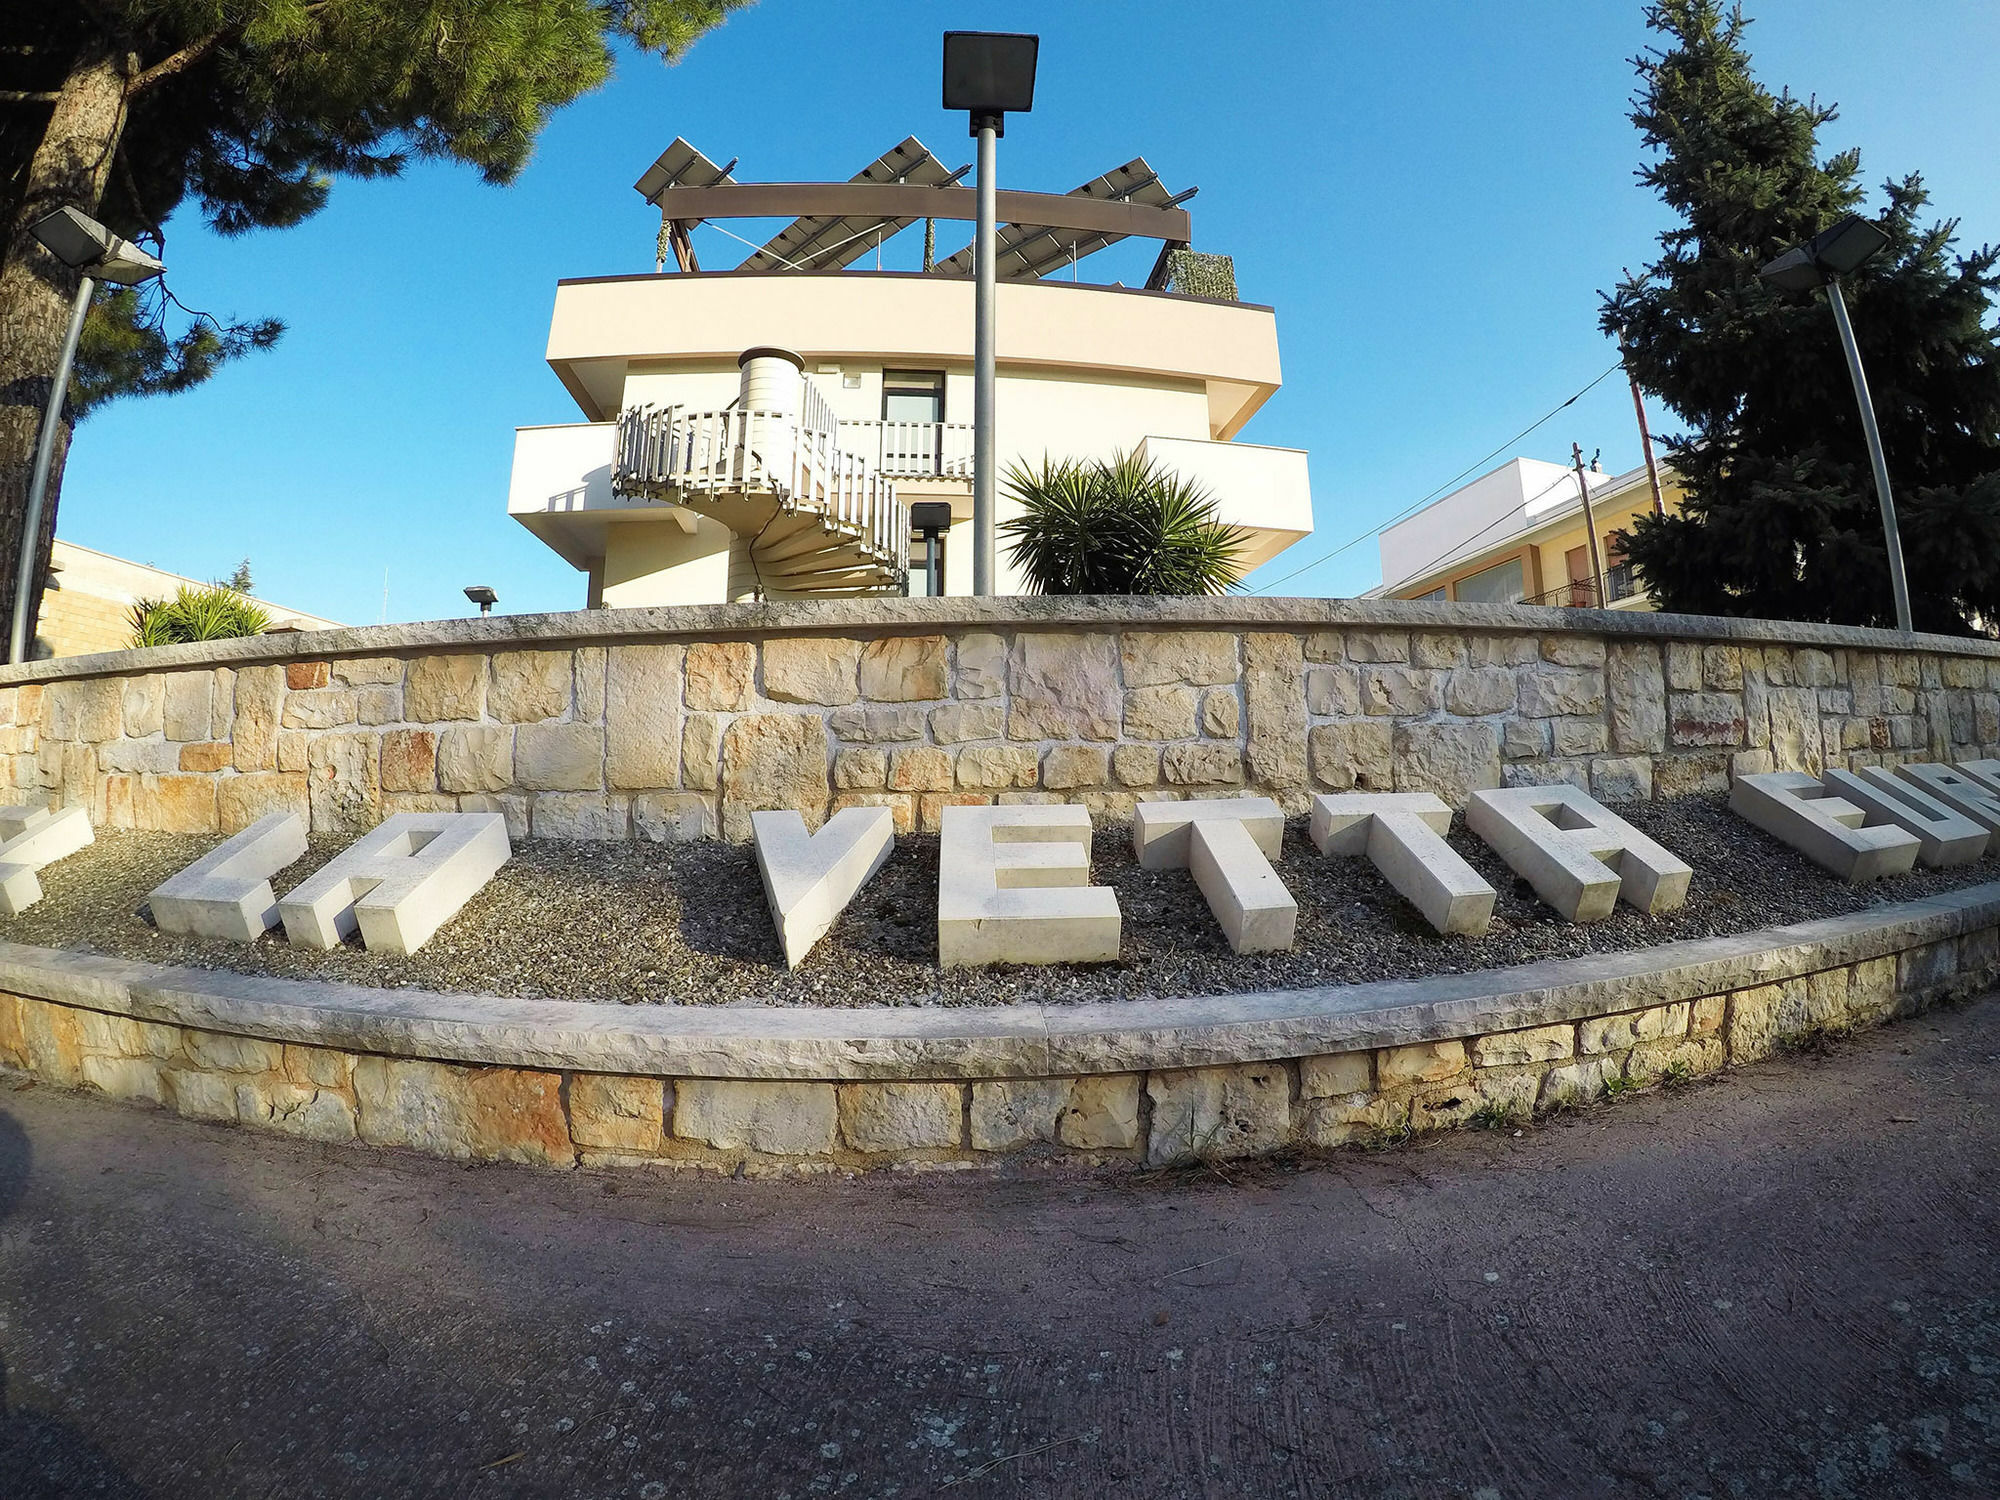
129,585,271,647
1000,452,1249,595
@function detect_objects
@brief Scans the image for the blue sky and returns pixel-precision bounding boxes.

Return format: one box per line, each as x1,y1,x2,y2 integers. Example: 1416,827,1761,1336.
59,0,2000,623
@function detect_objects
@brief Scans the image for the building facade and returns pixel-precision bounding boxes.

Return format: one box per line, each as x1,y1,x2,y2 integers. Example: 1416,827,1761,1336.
36,540,341,660
507,139,1313,606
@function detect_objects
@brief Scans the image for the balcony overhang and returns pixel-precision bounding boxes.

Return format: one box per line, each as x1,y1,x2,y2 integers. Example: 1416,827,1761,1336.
545,270,1281,440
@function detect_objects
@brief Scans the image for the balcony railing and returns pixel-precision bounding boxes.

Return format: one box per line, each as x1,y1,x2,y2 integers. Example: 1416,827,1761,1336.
839,420,974,479
1524,563,1644,609
612,404,908,574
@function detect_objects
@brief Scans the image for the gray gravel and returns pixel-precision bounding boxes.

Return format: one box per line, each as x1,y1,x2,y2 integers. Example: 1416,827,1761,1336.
2,794,1994,1008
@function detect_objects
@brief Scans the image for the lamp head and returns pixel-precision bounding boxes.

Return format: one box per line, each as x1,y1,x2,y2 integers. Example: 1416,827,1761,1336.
909,502,954,535
1760,213,1891,292
943,31,1039,134
463,585,498,615
29,205,165,286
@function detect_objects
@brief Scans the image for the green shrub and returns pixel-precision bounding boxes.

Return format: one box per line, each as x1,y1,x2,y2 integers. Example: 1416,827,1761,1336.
999,451,1249,596
129,584,271,647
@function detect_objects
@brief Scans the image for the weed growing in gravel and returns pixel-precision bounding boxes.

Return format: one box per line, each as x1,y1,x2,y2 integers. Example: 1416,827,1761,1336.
1657,1060,1696,1089
1468,1100,1524,1131
1601,1073,1639,1099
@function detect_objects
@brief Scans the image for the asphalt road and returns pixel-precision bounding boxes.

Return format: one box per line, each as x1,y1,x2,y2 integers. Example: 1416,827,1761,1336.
2,999,1998,1498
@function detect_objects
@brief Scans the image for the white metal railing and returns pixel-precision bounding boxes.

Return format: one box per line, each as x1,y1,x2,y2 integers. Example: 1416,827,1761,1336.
613,403,910,578
839,420,975,479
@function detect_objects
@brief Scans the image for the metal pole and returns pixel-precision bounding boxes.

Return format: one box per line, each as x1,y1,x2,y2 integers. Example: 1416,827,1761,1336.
1825,278,1914,633
972,120,998,596
1618,334,1667,517
11,273,94,665
927,531,941,597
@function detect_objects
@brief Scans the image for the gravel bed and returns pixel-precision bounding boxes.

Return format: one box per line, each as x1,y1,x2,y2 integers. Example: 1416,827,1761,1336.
2,795,1995,1009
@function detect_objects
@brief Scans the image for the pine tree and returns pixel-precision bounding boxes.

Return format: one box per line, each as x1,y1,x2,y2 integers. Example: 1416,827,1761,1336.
0,0,744,647
1603,1,2000,633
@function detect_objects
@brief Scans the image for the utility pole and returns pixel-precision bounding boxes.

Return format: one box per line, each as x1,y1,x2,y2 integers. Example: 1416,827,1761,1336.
1572,443,1607,608
1617,333,1667,517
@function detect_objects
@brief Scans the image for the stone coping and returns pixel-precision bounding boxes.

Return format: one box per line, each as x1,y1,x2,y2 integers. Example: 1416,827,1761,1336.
4,881,1997,1081
4,595,1992,687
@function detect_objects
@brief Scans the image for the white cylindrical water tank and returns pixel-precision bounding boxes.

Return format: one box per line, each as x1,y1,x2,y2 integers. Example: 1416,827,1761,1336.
737,347,804,492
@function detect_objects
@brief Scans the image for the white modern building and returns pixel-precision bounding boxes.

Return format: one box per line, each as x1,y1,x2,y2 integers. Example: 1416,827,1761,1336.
506,137,1314,604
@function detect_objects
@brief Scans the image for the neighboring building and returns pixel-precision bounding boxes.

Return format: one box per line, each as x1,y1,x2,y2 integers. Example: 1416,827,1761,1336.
36,539,342,659
1372,457,1681,609
507,137,1313,604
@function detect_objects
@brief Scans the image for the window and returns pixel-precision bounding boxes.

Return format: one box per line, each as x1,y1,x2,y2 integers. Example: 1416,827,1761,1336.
881,371,945,476
1451,557,1526,605
906,532,948,597
1411,587,1446,603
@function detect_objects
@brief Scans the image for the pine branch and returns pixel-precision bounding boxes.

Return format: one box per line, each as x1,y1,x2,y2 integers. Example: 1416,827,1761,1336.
132,32,228,92
0,91,61,103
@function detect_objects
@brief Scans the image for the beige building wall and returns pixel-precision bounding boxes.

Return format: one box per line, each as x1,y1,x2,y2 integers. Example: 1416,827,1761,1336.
34,540,341,660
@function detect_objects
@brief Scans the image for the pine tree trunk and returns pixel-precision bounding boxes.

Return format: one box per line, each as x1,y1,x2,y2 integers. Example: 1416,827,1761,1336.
0,46,134,657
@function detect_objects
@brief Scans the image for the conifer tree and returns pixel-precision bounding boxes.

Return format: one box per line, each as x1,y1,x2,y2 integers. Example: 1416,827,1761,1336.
0,0,743,645
1603,1,2000,633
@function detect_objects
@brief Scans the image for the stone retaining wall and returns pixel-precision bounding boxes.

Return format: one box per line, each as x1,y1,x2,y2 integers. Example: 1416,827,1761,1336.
1,598,1997,840
2,886,1995,1171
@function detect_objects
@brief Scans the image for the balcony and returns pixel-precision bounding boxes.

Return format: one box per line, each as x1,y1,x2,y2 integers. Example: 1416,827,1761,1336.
1525,563,1648,610
839,420,974,480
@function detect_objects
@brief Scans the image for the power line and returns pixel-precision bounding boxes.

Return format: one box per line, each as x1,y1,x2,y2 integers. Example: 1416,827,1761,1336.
1251,360,1625,595
1376,469,1579,597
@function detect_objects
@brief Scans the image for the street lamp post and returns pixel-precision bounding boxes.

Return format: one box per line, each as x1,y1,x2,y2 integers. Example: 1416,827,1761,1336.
12,206,165,664
1760,214,1912,633
943,30,1038,596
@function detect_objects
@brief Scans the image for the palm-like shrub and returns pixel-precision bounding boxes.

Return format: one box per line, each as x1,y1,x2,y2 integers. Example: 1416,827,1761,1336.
129,585,271,647
1000,452,1249,595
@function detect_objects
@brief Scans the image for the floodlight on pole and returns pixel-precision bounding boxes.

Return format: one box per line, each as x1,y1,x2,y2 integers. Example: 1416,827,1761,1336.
1759,214,1911,633
11,207,166,665
463,585,499,616
943,30,1038,596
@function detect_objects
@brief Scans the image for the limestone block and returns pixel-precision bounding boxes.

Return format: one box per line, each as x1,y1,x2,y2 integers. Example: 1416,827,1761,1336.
1191,818,1297,952
1766,687,1825,774
834,747,888,789
1201,690,1240,739
1472,1024,1574,1068
1309,721,1393,791
404,655,485,722
1121,631,1239,688
286,662,330,690
1310,791,1494,936
1134,795,1280,867
887,745,952,792
956,744,1038,790
1552,717,1609,757
1301,1089,1409,1148
1444,667,1515,717
1538,1055,1623,1110
829,791,913,834
281,688,356,730
1145,1063,1290,1165
334,657,405,688
828,705,926,743
1730,770,1921,882
436,725,513,793
251,1083,357,1144
122,675,163,738
513,722,603,792
919,791,989,832
0,802,93,915
1299,1051,1372,1097
163,672,212,742
531,793,628,839
753,805,894,966
353,1056,569,1165
82,1054,165,1106
149,810,307,940
1894,762,2000,832
1031,744,1101,789
1579,1002,1688,1055
231,665,284,771
970,1079,1072,1151
568,1074,665,1153
1378,1038,1467,1090
1161,743,1245,787
1775,970,1847,1039
605,644,682,789
954,632,1007,699
1590,755,1654,803
279,811,509,954
1007,632,1120,741
307,732,380,834
1467,783,1693,921
686,641,754,710
859,636,947,701
1606,643,1667,754
1651,753,1727,798
184,1030,285,1074
277,732,308,773
1112,744,1161,787
720,719,830,840
378,728,438,793
573,647,606,721
1690,993,1726,1036
166,1069,238,1122
1124,684,1198,741
1670,691,1746,747
1627,1035,1725,1084
98,739,180,774
672,1079,838,1156
1847,955,1897,1021
218,773,309,833
681,713,722,791
764,637,861,705
1345,630,1409,663
838,1081,962,1152
936,804,1119,967
930,702,1004,744
489,650,571,722
633,791,715,843
1392,722,1501,805
1307,665,1361,717
178,742,231,773
1518,667,1605,718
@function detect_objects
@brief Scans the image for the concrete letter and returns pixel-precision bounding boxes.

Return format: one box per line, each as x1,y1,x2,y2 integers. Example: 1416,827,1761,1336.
1467,783,1692,922
1729,771,1920,882
0,803,93,916
1311,792,1495,936
1826,768,1987,868
1133,797,1295,952
1894,763,2000,832
278,812,509,954
937,804,1120,967
753,806,894,967
149,811,308,940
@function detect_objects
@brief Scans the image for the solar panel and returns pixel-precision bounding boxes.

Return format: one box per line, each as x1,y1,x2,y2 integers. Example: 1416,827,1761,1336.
930,157,1190,280
633,138,736,204
736,137,967,272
